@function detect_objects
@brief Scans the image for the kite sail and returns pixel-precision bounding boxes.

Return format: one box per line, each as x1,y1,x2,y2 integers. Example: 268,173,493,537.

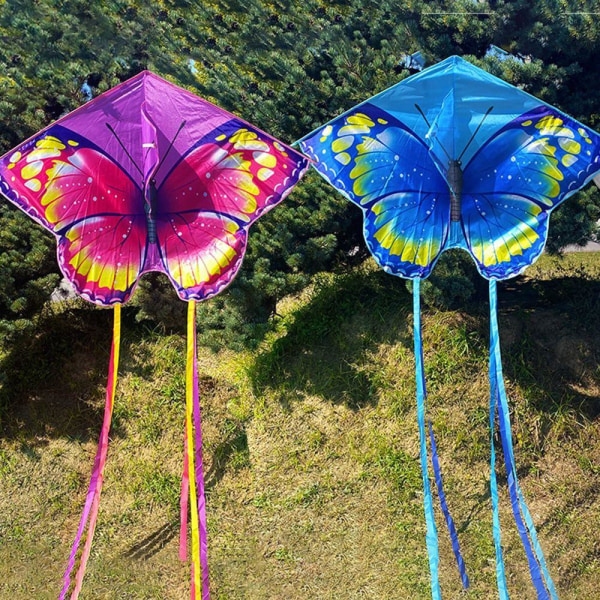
297,55,600,599
0,70,309,599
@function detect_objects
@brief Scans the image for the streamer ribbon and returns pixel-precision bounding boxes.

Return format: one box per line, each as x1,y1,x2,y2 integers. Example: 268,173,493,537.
413,280,470,597
180,419,190,561
60,303,121,599
489,280,557,599
413,279,441,599
428,418,469,589
186,300,210,599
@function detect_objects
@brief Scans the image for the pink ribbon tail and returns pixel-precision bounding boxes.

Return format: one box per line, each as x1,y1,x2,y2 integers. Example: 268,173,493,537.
59,304,121,600
180,420,190,561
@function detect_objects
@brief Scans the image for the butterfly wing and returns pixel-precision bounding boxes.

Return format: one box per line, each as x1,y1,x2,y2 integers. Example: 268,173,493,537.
299,104,450,278
462,106,600,279
155,120,308,300
0,126,146,304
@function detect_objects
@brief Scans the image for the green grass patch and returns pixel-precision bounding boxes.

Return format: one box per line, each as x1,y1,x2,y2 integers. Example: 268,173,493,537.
1,254,600,598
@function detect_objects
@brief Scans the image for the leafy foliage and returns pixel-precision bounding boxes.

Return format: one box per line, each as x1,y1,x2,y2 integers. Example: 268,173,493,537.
1,0,599,342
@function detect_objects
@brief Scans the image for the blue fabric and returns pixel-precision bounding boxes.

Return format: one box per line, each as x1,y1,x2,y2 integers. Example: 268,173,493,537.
428,419,469,589
489,361,510,600
489,281,558,599
297,56,600,282
413,279,441,600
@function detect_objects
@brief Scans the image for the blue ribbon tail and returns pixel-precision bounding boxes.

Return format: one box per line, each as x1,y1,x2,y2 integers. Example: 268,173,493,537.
413,279,442,600
489,301,510,597
489,280,558,600
428,419,469,589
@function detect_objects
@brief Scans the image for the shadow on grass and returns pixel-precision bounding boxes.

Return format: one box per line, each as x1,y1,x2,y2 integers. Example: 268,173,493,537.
124,421,249,560
126,521,178,560
248,268,413,410
1,268,598,447
206,420,249,491
247,265,599,423
0,303,144,443
498,275,600,421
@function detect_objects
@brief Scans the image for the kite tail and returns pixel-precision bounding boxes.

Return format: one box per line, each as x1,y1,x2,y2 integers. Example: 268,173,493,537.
489,281,558,600
186,301,211,600
180,419,190,561
413,279,441,599
60,303,121,600
413,280,469,597
428,419,469,589
488,300,510,600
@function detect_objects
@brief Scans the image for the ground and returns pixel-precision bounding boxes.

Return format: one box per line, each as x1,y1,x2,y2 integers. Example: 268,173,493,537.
1,253,599,599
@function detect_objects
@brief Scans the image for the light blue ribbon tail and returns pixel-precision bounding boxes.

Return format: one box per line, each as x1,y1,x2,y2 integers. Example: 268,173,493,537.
413,279,442,600
428,419,470,589
489,280,558,600
489,360,510,600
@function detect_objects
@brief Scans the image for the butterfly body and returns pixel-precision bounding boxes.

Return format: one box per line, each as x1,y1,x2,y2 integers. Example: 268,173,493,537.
146,178,159,244
446,159,463,222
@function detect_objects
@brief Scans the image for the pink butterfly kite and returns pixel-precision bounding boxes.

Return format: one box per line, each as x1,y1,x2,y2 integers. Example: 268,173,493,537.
0,71,309,599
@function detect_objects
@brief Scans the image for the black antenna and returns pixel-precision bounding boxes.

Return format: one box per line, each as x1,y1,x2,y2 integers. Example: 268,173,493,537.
457,106,493,162
415,103,452,162
105,123,143,177
415,103,431,127
151,120,187,180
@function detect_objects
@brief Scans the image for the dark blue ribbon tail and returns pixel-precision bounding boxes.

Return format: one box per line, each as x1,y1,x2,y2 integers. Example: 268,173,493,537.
428,419,470,589
489,280,558,600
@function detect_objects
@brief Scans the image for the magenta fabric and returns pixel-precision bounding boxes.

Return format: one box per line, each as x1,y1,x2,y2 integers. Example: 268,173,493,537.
191,316,210,599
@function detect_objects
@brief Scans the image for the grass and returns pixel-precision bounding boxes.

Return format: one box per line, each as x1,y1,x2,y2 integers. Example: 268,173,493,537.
1,253,600,598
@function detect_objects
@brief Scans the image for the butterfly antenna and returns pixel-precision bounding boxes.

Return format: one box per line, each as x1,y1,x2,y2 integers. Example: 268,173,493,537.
105,123,144,177
415,103,452,162
152,120,187,179
415,103,431,127
457,106,493,162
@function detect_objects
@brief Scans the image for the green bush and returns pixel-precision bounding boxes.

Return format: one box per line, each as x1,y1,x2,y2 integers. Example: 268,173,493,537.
1,1,599,346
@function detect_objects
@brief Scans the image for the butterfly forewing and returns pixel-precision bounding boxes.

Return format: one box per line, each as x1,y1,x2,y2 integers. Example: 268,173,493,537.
0,126,147,305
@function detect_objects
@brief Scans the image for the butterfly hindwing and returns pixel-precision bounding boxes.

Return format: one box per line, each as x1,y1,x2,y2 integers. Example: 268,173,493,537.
156,120,308,300
58,214,148,304
462,106,600,279
155,212,246,301
300,103,450,278
0,126,147,304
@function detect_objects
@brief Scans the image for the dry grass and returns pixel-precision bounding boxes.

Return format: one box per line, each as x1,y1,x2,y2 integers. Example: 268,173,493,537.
1,253,599,599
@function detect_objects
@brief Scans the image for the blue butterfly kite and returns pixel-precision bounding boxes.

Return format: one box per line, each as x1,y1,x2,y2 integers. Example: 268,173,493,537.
297,56,600,599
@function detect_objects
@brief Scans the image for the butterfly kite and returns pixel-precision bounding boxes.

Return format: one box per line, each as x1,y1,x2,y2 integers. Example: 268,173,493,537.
297,55,600,599
0,71,308,599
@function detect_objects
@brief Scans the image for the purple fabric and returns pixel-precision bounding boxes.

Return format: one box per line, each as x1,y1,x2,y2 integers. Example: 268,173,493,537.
0,71,309,306
180,421,190,561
